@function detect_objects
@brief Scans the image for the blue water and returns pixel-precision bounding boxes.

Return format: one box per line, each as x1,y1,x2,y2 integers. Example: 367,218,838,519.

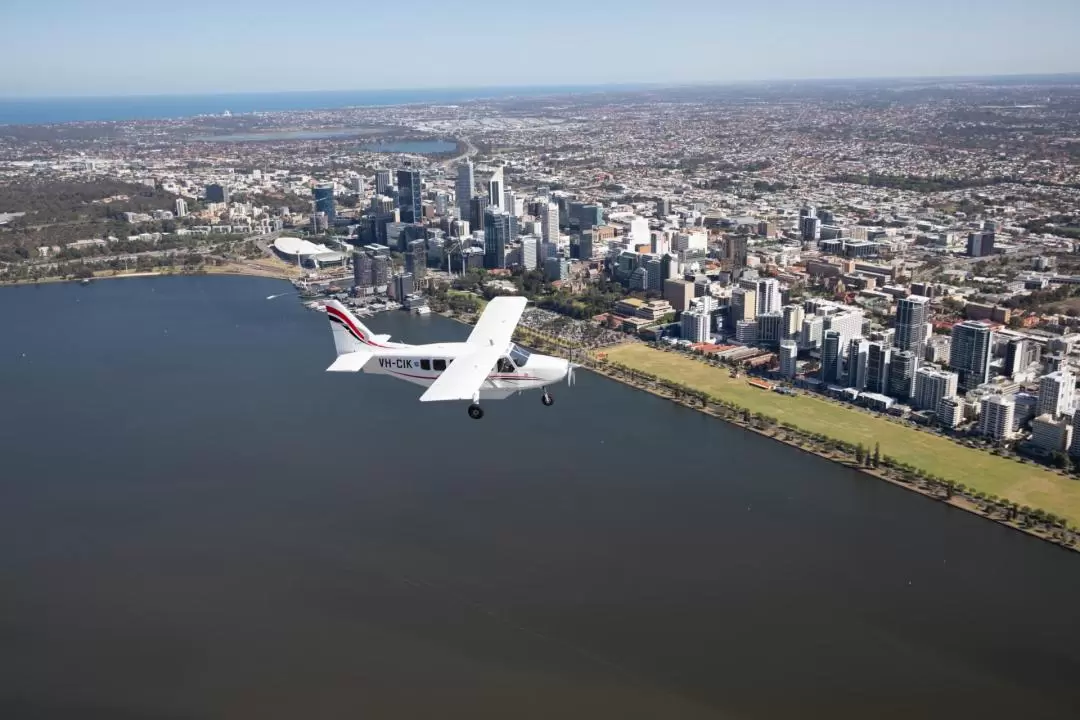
361,140,458,154
0,85,637,126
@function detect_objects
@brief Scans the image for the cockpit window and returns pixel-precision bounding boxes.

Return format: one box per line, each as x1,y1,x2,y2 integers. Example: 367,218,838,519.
509,344,531,367
497,357,515,374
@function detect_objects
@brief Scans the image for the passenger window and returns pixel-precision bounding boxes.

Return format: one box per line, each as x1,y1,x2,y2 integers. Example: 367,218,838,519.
433,359,446,371
420,359,431,370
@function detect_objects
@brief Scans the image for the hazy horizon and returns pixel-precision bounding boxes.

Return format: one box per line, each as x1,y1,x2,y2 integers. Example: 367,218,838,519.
4,0,1078,97
2,72,1080,102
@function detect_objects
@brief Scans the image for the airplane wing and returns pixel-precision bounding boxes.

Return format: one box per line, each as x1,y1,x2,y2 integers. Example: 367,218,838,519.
467,296,528,348
325,349,374,372
419,345,502,402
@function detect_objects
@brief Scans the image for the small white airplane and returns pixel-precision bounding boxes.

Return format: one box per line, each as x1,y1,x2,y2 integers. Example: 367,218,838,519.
323,297,575,419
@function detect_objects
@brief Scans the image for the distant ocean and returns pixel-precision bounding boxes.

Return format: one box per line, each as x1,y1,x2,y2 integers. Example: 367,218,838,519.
0,85,637,126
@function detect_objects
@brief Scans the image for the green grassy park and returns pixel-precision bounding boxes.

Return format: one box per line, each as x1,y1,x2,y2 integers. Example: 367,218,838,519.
604,343,1080,526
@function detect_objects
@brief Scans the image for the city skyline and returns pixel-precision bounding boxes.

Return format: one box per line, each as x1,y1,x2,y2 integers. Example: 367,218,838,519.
3,0,1079,97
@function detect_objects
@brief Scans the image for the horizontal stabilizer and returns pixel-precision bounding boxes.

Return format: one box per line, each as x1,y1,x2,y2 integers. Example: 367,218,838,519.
371,334,393,344
326,349,374,372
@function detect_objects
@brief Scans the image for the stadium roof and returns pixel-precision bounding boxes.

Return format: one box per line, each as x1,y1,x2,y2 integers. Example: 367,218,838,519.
273,236,333,257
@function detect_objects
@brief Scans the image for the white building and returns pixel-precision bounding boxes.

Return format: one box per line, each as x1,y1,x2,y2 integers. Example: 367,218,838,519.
1037,371,1075,419
520,235,538,271
800,315,824,351
628,216,651,248
937,396,964,428
174,198,188,218
914,367,958,412
681,309,711,344
674,229,707,252
542,202,559,244
978,394,1016,441
1030,414,1073,454
756,279,781,315
779,340,798,378
825,309,865,348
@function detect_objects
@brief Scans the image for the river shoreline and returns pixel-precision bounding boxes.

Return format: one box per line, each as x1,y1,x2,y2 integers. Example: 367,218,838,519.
1,263,294,287
435,307,1078,554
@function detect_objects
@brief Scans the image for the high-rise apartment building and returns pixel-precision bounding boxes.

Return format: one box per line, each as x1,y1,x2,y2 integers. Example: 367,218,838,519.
979,394,1016,441
1037,370,1076,418
950,320,993,392
865,342,892,395
779,340,798,378
894,295,930,357
756,279,781,315
913,366,958,411
821,330,843,383
887,350,917,400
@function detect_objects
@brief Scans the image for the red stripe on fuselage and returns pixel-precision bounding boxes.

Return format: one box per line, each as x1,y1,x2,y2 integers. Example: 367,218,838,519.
386,369,540,382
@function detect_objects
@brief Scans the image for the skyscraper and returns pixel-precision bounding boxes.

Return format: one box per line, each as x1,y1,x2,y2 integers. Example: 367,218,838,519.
730,287,757,324
1037,370,1076,418
488,167,504,212
470,196,489,230
950,320,993,392
313,183,335,224
847,338,870,389
396,169,421,224
578,230,595,260
756,279,781,315
779,340,798,378
1005,338,1027,378
520,235,538,270
374,169,392,196
865,342,892,395
406,239,427,281
894,295,931,357
821,330,843,384
542,202,559,245
455,160,474,220
174,198,188,217
888,350,917,400
483,208,511,269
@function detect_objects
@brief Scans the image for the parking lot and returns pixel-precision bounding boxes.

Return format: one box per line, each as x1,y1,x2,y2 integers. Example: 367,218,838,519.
519,307,626,348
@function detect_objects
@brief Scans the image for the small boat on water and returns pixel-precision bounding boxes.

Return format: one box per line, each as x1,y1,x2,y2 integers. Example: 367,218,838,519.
305,300,327,312
80,278,93,286
413,306,430,315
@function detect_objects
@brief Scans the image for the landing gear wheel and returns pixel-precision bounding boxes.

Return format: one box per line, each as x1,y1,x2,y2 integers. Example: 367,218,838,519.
467,404,484,420
541,392,554,407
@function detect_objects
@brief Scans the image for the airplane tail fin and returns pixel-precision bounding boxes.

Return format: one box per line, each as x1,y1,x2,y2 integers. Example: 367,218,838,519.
325,300,378,355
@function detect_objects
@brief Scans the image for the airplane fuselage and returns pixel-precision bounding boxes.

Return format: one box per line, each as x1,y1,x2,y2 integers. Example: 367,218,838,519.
363,341,567,400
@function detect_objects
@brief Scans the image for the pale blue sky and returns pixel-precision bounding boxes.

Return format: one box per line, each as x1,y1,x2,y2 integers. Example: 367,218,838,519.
3,0,1078,97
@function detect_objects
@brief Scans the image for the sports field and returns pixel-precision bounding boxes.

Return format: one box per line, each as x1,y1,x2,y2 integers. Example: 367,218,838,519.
604,343,1080,525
